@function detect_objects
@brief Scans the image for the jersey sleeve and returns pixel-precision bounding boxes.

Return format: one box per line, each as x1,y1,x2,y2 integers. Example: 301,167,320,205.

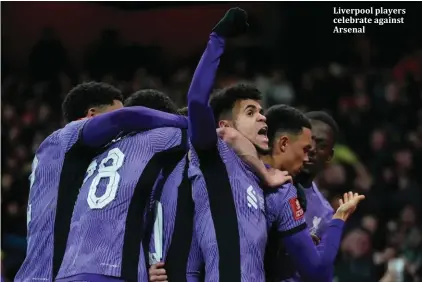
81,107,188,148
59,120,90,152
188,33,225,150
265,183,307,236
281,219,344,281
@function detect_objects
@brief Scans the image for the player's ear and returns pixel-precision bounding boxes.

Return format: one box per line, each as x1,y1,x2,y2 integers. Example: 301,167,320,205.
277,135,288,153
218,120,232,128
326,149,334,163
86,107,97,118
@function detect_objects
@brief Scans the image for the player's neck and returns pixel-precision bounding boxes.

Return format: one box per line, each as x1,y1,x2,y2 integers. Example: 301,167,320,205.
261,154,285,171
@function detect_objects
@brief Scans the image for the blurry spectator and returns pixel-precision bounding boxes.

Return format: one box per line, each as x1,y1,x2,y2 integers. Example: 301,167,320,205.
259,69,295,107
29,28,68,81
336,228,378,282
85,29,123,79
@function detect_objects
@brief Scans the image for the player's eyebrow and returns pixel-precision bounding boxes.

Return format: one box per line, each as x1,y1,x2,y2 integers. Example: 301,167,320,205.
244,104,263,114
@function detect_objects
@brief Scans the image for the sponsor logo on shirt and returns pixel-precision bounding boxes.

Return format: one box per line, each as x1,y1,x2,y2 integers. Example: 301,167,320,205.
289,197,305,220
247,186,258,209
310,216,322,235
246,185,264,210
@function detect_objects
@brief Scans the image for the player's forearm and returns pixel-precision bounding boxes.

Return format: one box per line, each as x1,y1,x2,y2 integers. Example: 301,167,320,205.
218,127,259,158
218,127,271,183
81,106,188,148
282,219,344,281
188,33,225,150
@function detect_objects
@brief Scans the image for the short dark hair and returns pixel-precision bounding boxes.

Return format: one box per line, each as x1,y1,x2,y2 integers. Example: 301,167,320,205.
266,104,312,144
178,106,188,116
209,84,262,125
124,89,178,114
62,81,123,122
305,111,339,141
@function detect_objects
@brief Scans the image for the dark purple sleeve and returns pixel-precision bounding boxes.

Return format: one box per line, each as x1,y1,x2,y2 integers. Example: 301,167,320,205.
81,106,188,148
187,32,225,150
315,231,334,282
281,219,344,281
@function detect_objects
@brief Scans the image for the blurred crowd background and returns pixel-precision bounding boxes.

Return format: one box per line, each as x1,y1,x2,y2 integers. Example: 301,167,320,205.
2,2,422,282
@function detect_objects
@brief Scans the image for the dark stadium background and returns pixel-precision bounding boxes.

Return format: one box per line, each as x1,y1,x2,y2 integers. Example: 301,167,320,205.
2,2,422,282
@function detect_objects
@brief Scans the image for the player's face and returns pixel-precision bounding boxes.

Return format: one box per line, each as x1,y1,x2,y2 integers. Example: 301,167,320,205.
301,120,334,175
283,128,313,175
232,99,269,152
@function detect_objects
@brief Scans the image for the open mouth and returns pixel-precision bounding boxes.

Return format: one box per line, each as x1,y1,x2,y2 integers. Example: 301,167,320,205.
258,126,268,136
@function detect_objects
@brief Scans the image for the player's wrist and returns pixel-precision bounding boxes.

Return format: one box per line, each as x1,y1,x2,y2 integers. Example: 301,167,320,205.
332,211,348,222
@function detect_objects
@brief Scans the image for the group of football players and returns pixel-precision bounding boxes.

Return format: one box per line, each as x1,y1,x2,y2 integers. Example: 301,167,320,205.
15,7,365,282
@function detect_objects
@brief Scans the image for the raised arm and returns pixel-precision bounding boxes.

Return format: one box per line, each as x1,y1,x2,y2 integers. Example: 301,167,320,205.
81,106,188,148
187,33,225,150
268,191,364,281
188,8,248,150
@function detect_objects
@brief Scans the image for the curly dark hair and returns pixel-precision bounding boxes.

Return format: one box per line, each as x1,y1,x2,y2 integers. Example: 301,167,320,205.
209,84,262,125
62,81,123,122
124,89,178,114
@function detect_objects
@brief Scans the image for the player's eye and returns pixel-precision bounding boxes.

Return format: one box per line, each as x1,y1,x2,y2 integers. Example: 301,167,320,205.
316,143,327,150
246,111,254,116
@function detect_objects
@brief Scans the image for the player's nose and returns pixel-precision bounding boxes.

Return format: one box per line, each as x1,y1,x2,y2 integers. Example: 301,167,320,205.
257,112,266,122
303,152,310,162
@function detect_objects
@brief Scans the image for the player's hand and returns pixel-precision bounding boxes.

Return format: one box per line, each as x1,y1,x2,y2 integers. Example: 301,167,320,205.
333,192,365,221
212,7,249,38
149,262,168,282
264,169,292,188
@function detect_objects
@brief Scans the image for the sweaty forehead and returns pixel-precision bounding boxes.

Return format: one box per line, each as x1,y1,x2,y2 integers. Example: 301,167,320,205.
310,120,332,140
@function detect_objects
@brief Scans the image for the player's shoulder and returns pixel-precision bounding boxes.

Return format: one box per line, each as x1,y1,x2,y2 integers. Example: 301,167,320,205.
265,182,299,216
265,182,298,201
36,129,62,154
61,119,89,134
312,182,334,212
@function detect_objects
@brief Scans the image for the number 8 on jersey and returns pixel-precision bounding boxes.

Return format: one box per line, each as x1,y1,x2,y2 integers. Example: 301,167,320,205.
87,148,125,209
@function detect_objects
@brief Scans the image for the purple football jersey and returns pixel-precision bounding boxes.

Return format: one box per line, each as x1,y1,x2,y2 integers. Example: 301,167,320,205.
148,156,188,263
15,120,89,282
186,230,204,282
189,138,267,282
281,182,335,282
56,128,183,282
303,182,334,239
264,183,307,282
265,183,307,234
266,182,334,282
147,152,194,281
